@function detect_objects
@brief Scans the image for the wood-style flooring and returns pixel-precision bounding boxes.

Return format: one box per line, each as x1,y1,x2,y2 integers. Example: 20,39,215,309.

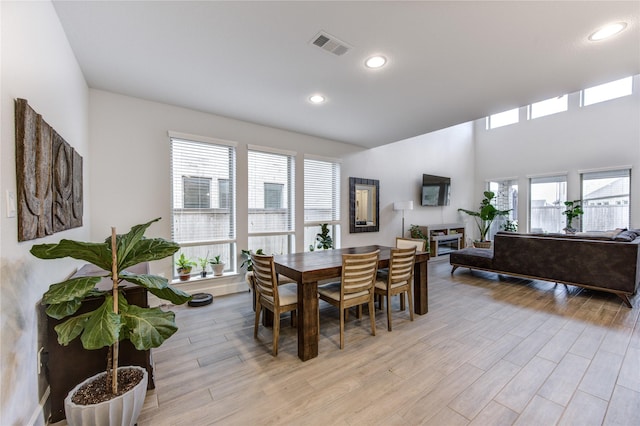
137,261,640,425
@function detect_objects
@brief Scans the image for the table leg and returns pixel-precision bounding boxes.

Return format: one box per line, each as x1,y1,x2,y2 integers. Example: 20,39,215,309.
413,261,428,315
297,280,319,361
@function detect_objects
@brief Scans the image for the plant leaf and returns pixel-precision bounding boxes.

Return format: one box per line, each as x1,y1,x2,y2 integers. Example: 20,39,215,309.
105,218,161,271
120,272,192,304
30,240,112,271
45,299,83,320
118,238,180,271
43,276,104,304
80,296,122,350
123,304,178,350
54,311,92,346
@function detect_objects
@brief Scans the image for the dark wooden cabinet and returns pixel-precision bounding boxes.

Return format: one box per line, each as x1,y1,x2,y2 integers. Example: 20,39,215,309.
46,263,154,423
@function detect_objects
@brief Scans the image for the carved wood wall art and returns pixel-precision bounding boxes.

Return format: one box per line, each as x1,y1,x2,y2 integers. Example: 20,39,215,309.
15,99,83,241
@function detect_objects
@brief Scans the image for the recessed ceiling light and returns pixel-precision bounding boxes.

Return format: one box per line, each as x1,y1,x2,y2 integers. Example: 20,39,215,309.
365,55,387,69
589,22,627,41
309,94,325,104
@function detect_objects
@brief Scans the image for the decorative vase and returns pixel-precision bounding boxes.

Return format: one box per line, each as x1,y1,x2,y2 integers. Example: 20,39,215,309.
212,263,225,276
64,366,148,426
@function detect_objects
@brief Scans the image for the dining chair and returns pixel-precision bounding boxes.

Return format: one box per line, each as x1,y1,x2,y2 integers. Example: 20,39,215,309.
395,237,427,251
318,249,380,349
374,246,416,331
251,253,298,356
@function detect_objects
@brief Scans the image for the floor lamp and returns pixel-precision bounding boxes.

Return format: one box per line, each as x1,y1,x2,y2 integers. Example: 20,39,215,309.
393,201,413,237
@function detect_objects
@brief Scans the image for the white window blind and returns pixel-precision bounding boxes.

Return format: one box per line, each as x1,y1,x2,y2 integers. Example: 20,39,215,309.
581,169,630,230
247,148,295,254
170,137,236,277
304,158,340,251
529,175,567,233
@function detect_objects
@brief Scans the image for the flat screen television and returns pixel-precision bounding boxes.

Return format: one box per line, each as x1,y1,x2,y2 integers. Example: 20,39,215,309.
421,174,450,206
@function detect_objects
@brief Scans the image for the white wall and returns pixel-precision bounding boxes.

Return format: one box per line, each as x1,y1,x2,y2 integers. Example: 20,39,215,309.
0,1,89,425
88,90,362,279
474,76,640,230
341,122,476,248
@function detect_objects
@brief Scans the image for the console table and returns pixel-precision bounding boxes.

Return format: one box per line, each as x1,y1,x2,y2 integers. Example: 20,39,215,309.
426,223,465,258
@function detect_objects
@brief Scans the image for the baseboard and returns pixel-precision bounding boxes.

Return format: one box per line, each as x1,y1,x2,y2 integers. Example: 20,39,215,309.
29,385,49,426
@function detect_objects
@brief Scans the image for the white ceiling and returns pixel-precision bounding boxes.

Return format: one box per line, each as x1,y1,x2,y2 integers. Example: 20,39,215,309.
53,1,640,149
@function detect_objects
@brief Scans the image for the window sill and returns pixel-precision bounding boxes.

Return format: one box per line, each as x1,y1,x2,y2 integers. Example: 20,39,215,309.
171,272,240,285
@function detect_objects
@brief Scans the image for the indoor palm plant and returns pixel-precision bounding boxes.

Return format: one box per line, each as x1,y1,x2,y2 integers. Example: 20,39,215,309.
30,218,191,425
458,191,511,247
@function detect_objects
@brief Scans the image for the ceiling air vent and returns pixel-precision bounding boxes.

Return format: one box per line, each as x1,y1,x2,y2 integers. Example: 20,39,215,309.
310,31,351,56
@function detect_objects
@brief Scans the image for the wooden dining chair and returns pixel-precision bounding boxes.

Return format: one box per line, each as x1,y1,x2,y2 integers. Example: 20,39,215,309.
251,253,298,356
374,246,416,331
318,250,380,349
395,237,426,251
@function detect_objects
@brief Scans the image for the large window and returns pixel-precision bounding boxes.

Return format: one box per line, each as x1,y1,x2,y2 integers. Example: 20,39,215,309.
581,169,631,231
170,136,236,279
529,175,567,233
248,147,295,255
304,157,341,251
487,179,518,239
582,76,633,106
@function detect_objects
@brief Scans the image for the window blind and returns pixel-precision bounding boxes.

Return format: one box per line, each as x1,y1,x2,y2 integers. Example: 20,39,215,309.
170,138,236,243
247,148,295,234
304,158,340,224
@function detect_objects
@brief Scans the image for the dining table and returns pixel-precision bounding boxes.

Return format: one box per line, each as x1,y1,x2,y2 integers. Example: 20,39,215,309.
273,245,430,361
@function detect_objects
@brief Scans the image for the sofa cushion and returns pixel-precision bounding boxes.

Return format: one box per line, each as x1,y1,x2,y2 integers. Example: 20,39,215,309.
614,230,639,242
450,248,494,270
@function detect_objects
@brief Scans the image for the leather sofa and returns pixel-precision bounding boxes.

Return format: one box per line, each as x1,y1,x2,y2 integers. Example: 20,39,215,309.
450,230,640,307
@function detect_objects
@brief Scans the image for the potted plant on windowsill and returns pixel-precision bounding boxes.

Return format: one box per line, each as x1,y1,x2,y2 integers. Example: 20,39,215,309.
198,254,210,278
458,191,511,248
175,253,196,281
562,200,584,234
210,255,225,276
30,218,192,426
310,223,333,251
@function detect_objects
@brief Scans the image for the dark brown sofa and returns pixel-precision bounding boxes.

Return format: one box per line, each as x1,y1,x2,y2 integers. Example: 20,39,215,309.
450,230,640,307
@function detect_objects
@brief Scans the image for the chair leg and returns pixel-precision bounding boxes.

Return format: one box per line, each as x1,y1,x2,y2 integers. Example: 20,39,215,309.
400,293,405,311
386,294,392,332
339,306,345,349
369,298,376,336
357,305,363,319
291,310,297,327
254,299,261,339
407,289,414,322
273,310,280,356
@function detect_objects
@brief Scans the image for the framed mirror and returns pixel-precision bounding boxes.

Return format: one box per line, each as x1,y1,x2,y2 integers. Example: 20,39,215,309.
349,177,379,233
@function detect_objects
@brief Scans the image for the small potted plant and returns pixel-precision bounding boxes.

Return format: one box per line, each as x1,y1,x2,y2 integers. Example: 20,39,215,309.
501,219,518,232
562,200,584,234
313,223,333,251
30,218,191,426
175,253,196,281
198,254,210,278
458,191,511,248
209,255,225,276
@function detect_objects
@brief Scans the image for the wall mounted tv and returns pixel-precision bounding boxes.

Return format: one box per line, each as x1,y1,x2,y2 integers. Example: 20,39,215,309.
421,174,451,206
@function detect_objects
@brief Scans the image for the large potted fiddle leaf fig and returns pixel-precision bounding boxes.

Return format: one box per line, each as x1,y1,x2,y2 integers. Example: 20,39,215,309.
30,218,191,426
458,191,511,248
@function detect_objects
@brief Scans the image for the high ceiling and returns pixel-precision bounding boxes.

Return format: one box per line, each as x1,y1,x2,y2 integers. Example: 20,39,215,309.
53,1,640,148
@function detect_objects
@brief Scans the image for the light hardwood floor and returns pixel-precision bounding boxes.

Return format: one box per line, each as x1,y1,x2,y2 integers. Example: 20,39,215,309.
137,261,640,425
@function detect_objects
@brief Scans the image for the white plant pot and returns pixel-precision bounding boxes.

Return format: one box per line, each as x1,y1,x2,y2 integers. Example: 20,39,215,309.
64,365,148,426
212,263,225,276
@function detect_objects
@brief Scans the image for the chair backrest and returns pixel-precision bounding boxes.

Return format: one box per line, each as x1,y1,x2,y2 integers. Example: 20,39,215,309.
396,237,426,252
341,250,380,296
251,253,279,302
389,247,417,285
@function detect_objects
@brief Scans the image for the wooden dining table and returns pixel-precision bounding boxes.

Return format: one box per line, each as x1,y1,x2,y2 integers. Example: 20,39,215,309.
273,245,430,361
